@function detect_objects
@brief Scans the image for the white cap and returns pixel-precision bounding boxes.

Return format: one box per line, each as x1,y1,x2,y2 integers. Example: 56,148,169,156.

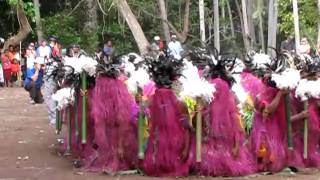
0,38,4,43
171,34,177,38
154,36,160,41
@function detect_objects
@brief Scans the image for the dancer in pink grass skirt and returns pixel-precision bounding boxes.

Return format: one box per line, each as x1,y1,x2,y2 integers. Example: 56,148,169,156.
143,56,192,177
191,54,256,176
86,61,138,173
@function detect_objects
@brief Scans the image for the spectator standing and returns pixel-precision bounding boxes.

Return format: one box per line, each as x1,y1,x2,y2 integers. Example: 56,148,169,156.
150,36,165,57
280,35,295,53
0,57,4,87
24,59,44,104
298,37,311,55
151,36,163,52
10,58,20,86
1,51,11,87
26,43,36,68
168,34,183,59
103,40,115,63
36,40,51,60
7,45,16,62
43,36,59,125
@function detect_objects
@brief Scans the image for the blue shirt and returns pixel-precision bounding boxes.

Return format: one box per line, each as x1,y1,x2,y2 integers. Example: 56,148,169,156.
24,68,44,88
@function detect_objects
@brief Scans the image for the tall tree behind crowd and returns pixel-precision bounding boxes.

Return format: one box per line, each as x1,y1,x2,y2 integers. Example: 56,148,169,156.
33,0,43,43
292,0,300,51
267,0,278,57
213,0,220,51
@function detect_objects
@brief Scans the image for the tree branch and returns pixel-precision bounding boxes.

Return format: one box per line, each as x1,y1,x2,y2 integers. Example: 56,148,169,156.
67,0,85,16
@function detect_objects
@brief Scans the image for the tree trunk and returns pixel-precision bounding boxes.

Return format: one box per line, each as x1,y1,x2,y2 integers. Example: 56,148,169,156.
33,0,43,43
221,2,226,33
240,0,250,51
199,0,206,44
166,0,190,43
267,0,278,57
235,0,246,51
4,1,32,49
226,0,235,38
83,0,98,52
116,0,150,54
247,0,256,46
257,0,265,52
318,0,320,47
84,0,98,32
213,0,220,51
293,0,300,51
157,0,171,43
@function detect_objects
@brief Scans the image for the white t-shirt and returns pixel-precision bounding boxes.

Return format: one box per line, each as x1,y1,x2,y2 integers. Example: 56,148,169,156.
37,46,51,58
168,41,183,58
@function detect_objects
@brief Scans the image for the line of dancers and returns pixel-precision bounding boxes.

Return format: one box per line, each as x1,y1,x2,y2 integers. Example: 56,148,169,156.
50,46,320,177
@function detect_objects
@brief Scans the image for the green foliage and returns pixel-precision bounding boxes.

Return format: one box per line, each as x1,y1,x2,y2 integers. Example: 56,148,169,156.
7,0,19,6
42,12,82,48
23,2,35,22
278,0,319,46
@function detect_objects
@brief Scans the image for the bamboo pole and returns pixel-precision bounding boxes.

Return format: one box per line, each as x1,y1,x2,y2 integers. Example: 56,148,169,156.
65,105,72,155
138,101,145,159
285,94,293,150
55,102,61,134
196,100,202,162
303,101,308,159
81,72,87,144
74,93,79,144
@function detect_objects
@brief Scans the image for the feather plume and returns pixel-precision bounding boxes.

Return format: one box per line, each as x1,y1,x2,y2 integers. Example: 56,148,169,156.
271,68,301,90
179,60,216,103
52,87,75,110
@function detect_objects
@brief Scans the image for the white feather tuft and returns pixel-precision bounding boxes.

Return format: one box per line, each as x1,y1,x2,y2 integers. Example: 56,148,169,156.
252,53,271,69
179,60,216,103
52,88,75,110
126,67,150,94
64,56,97,76
296,79,320,100
271,68,300,90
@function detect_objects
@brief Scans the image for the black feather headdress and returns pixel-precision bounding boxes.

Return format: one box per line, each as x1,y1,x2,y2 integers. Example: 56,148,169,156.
49,63,79,88
145,54,183,88
96,55,123,79
190,44,236,87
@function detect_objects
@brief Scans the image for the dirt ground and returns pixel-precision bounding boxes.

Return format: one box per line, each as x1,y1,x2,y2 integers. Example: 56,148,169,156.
1,87,320,180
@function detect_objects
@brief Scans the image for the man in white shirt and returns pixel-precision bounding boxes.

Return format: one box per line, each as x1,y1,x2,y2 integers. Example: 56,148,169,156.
168,34,183,59
36,40,51,59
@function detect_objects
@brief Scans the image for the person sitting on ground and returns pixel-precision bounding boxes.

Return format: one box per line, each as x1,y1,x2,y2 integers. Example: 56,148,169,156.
24,59,44,104
168,34,183,59
10,58,20,86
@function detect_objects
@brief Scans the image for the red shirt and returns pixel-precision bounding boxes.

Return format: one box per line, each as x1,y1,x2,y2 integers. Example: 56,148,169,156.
1,55,11,70
11,63,20,73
